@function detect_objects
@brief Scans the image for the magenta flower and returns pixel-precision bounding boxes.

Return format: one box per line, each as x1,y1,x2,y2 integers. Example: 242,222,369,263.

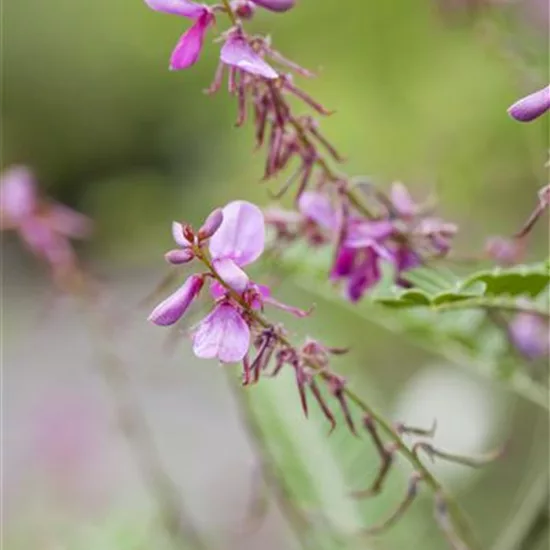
507,85,550,122
144,0,215,70
0,166,92,274
150,200,305,363
298,191,394,301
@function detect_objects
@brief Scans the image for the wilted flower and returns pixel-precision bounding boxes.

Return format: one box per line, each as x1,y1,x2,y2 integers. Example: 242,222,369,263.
0,166,92,277
507,85,550,122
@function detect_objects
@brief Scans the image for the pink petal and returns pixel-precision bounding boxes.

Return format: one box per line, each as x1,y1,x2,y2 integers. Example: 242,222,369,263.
508,86,550,122
198,207,224,240
172,221,189,247
220,36,278,80
210,280,226,299
170,12,213,70
298,191,337,230
148,274,203,326
390,182,417,217
144,0,206,18
165,248,194,264
213,257,249,293
345,220,394,247
48,203,93,239
192,303,250,363
208,201,265,266
0,166,37,222
20,218,75,267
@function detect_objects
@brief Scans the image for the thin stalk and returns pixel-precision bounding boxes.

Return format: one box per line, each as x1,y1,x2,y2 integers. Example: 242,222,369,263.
196,249,482,550
432,298,550,319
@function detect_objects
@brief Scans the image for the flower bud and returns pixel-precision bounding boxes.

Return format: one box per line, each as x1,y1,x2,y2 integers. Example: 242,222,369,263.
507,85,550,122
231,0,256,19
183,223,195,244
198,207,224,240
250,0,296,13
165,248,195,265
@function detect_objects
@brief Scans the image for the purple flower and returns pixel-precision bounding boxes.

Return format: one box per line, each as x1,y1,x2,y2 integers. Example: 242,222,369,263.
298,191,394,301
148,274,205,326
192,301,251,362
208,200,265,292
144,0,215,70
0,166,92,273
150,200,307,362
507,85,550,122
509,313,549,360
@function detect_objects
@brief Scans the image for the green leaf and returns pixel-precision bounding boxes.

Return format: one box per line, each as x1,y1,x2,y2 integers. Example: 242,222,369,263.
461,264,550,298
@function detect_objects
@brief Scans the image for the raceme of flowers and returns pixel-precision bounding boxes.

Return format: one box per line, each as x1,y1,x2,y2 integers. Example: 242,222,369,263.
3,1,549,547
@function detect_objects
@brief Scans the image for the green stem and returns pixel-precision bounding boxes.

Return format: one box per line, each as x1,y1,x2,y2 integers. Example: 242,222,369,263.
432,297,550,319
197,250,482,550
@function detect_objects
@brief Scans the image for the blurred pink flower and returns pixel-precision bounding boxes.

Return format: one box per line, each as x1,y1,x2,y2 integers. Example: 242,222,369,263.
0,166,92,276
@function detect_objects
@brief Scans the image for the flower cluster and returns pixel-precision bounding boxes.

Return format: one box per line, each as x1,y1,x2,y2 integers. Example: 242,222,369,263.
149,201,310,361
147,1,460,301
268,183,457,301
149,201,363,430
0,166,92,283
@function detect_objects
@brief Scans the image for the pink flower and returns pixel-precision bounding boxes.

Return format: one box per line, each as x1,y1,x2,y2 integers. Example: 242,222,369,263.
0,166,92,274
144,0,215,70
298,191,394,301
192,301,251,362
508,85,550,122
150,200,306,362
148,274,205,326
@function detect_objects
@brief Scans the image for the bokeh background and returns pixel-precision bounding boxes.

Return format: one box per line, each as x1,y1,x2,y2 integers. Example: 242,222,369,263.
3,1,549,549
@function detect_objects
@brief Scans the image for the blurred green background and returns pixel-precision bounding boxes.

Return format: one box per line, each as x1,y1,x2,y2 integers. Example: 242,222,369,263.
3,0,549,549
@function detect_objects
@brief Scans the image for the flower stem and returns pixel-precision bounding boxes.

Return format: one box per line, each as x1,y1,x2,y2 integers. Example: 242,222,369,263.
198,251,482,550
220,0,238,26
432,297,550,319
